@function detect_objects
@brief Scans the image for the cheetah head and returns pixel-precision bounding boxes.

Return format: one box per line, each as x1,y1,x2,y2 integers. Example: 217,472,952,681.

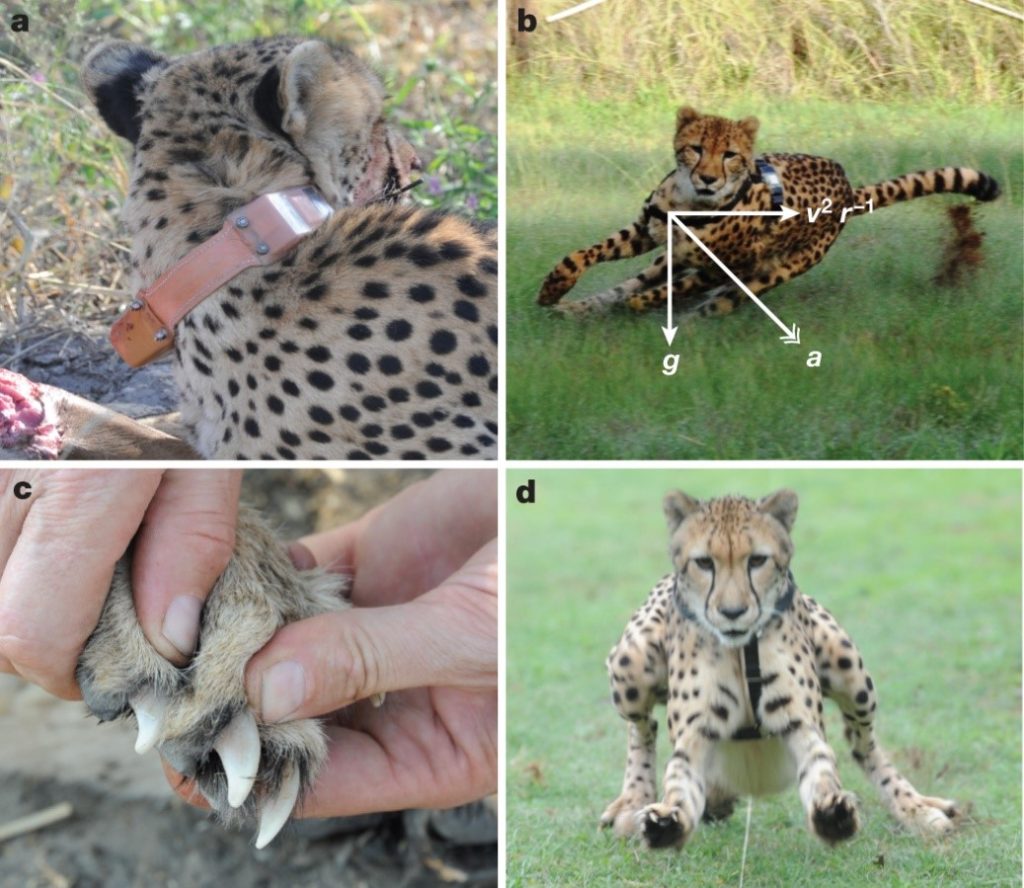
82,37,420,216
672,106,758,208
664,490,797,647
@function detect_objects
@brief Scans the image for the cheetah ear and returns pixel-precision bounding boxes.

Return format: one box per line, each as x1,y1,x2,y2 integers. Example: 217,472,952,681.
82,40,167,144
676,106,701,131
758,489,798,531
664,491,703,534
277,41,338,139
738,115,760,141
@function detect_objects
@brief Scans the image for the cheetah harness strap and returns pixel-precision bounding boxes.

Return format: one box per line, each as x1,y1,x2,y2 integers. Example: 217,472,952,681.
109,186,334,367
673,570,796,742
731,572,796,741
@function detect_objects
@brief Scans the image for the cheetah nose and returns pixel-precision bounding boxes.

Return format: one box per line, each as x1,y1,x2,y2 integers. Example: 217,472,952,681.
699,174,717,185
718,604,749,621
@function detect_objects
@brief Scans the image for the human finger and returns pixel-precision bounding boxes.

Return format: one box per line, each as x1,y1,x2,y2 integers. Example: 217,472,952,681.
0,470,162,697
247,540,497,723
131,470,241,663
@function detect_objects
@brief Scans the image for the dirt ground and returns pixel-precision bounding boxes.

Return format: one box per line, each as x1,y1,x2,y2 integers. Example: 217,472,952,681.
0,470,497,888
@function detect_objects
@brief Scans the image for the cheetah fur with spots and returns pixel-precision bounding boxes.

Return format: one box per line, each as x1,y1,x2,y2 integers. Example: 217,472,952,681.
83,37,497,459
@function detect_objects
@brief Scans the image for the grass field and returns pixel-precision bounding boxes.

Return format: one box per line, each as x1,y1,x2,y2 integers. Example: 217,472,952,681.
507,98,1023,460
507,469,1022,887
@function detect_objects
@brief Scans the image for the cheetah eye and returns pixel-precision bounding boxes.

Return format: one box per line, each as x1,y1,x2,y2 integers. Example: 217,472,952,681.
687,145,702,155
748,554,768,568
723,150,738,160
693,556,714,571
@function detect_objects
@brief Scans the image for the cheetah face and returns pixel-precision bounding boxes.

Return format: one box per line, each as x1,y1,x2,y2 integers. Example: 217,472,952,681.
663,490,797,647
82,37,420,219
672,106,758,209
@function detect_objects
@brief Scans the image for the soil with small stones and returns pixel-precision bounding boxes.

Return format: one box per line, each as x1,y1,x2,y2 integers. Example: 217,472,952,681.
0,471,495,888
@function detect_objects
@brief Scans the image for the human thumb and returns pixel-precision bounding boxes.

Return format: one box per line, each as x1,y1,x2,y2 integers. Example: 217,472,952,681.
245,541,496,722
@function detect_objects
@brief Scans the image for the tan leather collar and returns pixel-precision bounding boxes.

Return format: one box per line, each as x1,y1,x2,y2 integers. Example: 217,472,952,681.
110,186,333,367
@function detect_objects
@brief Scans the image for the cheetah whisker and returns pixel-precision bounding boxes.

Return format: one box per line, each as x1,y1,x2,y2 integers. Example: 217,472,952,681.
366,177,423,205
255,762,300,849
213,709,261,809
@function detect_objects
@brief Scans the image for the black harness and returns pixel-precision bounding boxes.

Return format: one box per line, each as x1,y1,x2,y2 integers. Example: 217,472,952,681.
673,571,797,742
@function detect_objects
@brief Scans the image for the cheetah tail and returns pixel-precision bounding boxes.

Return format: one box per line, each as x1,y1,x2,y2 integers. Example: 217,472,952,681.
853,167,1000,209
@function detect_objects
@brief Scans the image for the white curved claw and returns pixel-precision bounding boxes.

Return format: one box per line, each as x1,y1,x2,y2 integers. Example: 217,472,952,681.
213,709,261,808
130,690,168,754
254,763,300,849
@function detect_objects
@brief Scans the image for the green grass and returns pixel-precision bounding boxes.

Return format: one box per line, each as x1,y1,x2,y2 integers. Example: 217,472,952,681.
507,469,1022,887
507,98,1023,459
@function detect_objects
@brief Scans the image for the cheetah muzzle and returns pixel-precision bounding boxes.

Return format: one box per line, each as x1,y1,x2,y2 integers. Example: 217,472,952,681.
601,489,962,852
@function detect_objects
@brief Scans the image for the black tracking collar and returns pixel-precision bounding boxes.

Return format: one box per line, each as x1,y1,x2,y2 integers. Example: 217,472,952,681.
755,157,784,210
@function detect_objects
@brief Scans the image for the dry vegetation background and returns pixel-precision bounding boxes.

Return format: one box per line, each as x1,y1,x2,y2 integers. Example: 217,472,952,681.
510,0,1022,103
0,0,496,417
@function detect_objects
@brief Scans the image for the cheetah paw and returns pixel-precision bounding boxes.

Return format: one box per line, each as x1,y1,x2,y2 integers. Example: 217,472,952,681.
637,803,691,850
810,791,860,844
599,795,647,838
76,508,352,848
547,301,592,318
904,794,963,837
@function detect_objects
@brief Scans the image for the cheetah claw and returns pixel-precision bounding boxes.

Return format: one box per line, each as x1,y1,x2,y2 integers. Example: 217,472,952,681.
213,709,261,809
130,690,167,754
255,763,300,849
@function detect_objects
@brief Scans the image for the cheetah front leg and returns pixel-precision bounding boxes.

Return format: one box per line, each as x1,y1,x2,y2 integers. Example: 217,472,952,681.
636,732,714,850
550,253,673,317
538,221,658,306
782,722,861,844
600,629,667,836
812,607,961,837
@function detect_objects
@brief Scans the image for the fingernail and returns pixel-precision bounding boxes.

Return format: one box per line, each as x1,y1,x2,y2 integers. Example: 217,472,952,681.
259,660,306,723
287,541,317,571
162,595,203,658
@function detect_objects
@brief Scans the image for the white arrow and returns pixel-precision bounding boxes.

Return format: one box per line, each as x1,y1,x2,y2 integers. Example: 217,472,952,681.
661,212,678,345
666,210,802,345
676,205,800,222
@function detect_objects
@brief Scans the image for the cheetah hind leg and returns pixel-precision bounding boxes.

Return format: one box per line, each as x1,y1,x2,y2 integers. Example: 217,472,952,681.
820,630,961,837
702,783,738,823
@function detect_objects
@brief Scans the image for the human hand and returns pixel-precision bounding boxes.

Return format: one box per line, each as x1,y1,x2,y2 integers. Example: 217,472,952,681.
227,469,498,816
0,469,240,698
